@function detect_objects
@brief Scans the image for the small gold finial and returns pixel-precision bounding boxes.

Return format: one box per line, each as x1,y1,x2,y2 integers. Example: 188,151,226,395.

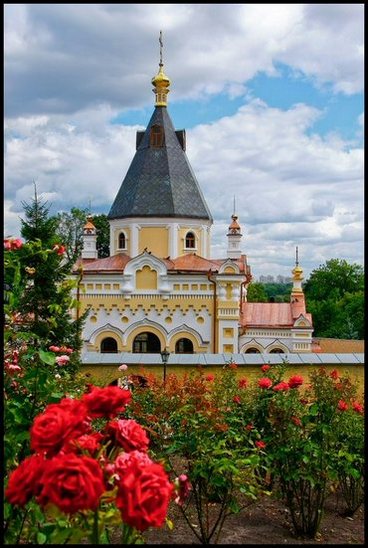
292,245,303,285
152,31,171,107
159,30,163,67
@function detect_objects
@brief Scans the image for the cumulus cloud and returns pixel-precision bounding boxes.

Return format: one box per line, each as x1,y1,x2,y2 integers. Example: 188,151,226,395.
4,4,364,278
4,4,364,117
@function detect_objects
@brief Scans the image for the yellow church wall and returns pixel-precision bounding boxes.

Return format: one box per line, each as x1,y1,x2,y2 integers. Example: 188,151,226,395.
80,363,364,396
78,294,214,316
136,265,158,289
139,227,168,256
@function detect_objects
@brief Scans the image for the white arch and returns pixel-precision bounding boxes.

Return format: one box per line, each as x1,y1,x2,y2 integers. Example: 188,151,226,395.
88,323,124,345
124,250,167,277
218,258,241,275
265,340,290,354
240,338,265,353
168,324,207,346
122,318,168,345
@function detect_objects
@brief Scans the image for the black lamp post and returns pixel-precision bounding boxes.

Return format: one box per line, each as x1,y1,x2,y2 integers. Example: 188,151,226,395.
160,347,170,386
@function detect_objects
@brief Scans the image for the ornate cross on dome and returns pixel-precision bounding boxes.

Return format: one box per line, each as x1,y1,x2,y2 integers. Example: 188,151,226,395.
159,30,163,67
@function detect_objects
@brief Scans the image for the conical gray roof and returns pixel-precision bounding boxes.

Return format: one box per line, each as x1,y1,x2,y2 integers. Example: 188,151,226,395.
108,107,213,221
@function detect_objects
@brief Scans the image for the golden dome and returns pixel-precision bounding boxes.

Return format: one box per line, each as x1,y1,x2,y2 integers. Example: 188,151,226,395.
152,31,171,106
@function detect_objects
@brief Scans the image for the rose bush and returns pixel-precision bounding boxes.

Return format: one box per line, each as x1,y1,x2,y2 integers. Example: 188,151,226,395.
5,384,176,544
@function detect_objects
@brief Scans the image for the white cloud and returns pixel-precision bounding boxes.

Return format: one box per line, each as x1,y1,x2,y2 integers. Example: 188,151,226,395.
4,97,363,278
4,4,364,117
4,4,364,278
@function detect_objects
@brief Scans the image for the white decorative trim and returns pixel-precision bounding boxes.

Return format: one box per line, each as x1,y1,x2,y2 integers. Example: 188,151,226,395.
168,324,208,345
88,324,124,345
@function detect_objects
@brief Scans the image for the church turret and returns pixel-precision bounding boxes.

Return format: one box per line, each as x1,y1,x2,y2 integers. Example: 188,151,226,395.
291,246,304,294
226,209,243,259
82,216,98,259
290,246,306,318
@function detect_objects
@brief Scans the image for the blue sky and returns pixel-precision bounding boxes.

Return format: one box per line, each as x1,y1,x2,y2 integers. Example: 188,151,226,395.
4,4,364,278
113,62,363,144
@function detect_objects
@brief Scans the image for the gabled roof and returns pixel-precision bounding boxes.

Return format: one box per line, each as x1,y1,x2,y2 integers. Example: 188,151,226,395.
241,302,313,328
164,253,248,273
73,254,131,273
108,107,212,221
73,252,248,275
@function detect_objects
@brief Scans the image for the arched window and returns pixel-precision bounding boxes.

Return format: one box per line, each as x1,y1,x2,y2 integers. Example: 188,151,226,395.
118,232,126,249
133,332,161,353
185,232,195,249
150,125,165,147
175,338,194,354
269,348,285,354
100,337,118,353
245,347,261,354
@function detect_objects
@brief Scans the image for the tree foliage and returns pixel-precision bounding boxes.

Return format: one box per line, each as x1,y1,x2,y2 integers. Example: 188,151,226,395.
93,214,110,258
304,259,364,339
246,282,268,302
17,189,85,349
55,207,89,262
304,259,364,302
54,209,110,260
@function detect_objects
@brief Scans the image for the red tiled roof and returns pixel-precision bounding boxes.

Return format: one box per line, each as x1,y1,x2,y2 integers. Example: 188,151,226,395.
73,252,248,275
313,338,364,353
241,302,294,327
165,253,247,273
73,254,131,273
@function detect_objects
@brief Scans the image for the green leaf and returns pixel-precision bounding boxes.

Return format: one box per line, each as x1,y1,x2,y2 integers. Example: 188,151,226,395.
37,532,47,544
39,349,56,365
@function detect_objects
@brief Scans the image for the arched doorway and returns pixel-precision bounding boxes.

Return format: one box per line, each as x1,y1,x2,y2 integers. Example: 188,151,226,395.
269,348,285,354
100,337,118,353
175,338,194,354
245,348,261,353
133,332,161,353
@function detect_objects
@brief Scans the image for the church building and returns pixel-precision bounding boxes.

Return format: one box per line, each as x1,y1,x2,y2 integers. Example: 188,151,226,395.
73,40,314,357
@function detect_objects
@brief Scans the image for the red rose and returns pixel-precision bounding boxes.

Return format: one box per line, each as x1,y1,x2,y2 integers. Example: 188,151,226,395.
261,364,271,372
258,377,272,389
233,395,241,404
288,375,304,389
110,450,153,481
273,381,290,392
330,369,339,380
205,374,215,382
174,474,191,506
352,401,364,414
337,400,349,412
64,432,104,455
238,378,248,389
116,461,173,531
38,453,105,514
49,345,60,353
291,416,302,427
105,419,149,452
30,399,90,456
5,454,46,506
245,423,254,431
81,385,131,419
255,440,266,449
